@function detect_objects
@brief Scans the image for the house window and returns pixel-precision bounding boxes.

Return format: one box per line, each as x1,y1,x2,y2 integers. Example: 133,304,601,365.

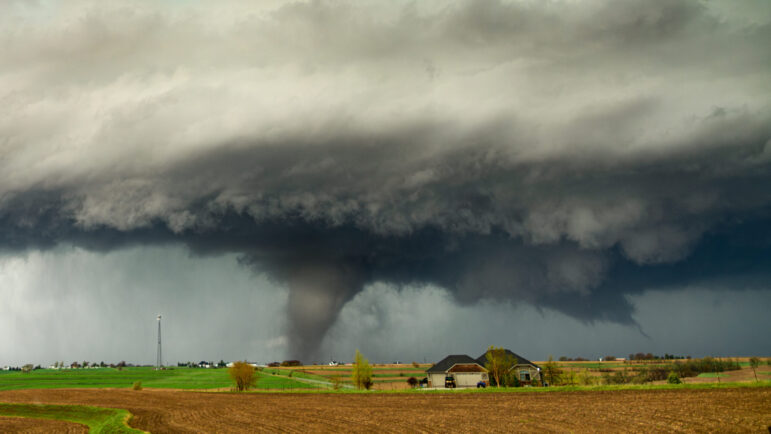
520,370,531,382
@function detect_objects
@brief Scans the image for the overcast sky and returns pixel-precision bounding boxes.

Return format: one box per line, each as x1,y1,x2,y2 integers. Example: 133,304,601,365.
1,0,770,366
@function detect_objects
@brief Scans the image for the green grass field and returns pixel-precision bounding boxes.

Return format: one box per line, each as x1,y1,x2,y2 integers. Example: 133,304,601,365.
256,373,325,390
697,372,728,378
0,367,318,391
0,403,143,433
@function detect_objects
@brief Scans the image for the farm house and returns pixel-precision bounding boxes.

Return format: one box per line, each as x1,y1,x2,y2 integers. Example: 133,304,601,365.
476,349,542,386
425,355,488,388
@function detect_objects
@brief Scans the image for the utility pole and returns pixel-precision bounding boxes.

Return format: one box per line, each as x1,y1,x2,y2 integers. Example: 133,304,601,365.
156,315,163,370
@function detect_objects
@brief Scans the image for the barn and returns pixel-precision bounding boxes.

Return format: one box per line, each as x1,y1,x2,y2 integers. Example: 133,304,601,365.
425,355,489,388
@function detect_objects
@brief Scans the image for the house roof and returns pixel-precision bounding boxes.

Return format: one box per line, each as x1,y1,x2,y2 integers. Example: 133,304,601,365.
448,364,487,373
476,349,540,369
426,355,482,373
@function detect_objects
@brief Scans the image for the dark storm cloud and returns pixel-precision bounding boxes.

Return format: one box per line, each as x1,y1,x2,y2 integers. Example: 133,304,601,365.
1,0,770,358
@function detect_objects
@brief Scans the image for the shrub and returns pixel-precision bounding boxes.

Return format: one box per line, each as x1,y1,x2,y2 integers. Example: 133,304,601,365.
669,357,740,379
503,372,520,387
645,368,669,382
605,371,629,385
667,371,681,384
132,381,142,391
412,361,420,368
629,368,648,385
576,369,596,386
542,356,564,386
331,376,343,390
229,361,258,391
288,370,294,378
604,356,616,361
407,377,418,388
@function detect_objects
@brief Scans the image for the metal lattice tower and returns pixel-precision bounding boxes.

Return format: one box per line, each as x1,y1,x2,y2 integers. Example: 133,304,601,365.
156,315,163,370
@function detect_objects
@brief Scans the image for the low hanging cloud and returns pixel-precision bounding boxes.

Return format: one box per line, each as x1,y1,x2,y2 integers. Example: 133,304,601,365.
1,0,770,359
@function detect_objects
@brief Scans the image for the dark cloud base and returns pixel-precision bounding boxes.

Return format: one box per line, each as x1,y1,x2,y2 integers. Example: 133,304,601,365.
3,193,770,359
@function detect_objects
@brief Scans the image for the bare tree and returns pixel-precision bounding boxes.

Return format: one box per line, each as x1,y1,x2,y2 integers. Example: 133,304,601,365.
749,357,760,382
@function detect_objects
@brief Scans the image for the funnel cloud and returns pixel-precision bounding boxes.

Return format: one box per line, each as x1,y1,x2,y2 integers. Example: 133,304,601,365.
1,0,771,361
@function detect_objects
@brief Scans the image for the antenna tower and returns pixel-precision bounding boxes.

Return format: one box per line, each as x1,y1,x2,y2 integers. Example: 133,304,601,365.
156,315,163,370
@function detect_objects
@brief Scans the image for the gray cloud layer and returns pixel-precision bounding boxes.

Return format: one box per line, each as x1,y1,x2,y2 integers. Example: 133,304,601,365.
1,0,770,359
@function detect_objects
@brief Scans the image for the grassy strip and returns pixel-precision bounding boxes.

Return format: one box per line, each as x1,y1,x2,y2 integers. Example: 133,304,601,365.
262,369,331,383
0,403,144,433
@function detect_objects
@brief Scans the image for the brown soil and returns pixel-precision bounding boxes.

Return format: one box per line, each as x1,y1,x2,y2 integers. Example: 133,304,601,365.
1,387,769,433
371,381,413,391
0,416,87,433
559,364,771,384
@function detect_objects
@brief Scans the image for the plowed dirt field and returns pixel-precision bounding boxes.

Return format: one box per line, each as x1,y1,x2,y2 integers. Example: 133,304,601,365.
1,387,769,433
0,416,87,433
